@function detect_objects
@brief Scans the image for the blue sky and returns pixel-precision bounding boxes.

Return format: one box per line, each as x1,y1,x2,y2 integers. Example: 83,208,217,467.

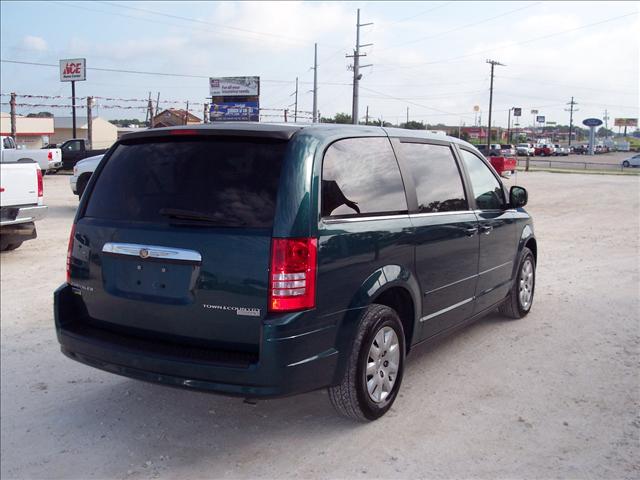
1,1,638,127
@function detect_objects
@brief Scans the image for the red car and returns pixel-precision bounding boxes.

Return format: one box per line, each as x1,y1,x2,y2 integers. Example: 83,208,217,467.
534,144,554,156
489,156,517,176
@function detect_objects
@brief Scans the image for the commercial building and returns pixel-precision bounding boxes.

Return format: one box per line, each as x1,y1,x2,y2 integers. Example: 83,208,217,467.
51,116,118,149
0,112,55,148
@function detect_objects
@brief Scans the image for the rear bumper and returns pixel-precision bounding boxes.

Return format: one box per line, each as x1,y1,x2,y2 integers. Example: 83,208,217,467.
54,284,341,398
0,205,47,226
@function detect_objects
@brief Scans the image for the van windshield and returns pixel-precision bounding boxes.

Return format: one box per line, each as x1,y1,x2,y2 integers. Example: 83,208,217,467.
84,136,287,228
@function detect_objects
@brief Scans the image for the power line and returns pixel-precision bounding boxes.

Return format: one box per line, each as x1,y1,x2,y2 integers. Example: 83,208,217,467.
0,59,354,86
379,2,541,52
374,11,638,70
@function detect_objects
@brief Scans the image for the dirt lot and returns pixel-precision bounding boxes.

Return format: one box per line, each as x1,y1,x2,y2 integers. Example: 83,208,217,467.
1,172,639,479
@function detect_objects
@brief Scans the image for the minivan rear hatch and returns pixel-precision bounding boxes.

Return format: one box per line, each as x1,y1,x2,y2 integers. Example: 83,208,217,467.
72,134,289,354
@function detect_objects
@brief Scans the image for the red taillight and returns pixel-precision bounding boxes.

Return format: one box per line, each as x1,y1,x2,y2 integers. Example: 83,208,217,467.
36,169,43,197
269,238,317,312
66,224,76,283
169,129,198,136
47,151,53,160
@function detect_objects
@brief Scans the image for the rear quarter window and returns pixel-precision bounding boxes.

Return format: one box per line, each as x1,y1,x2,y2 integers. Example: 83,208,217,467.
84,136,287,228
321,137,407,218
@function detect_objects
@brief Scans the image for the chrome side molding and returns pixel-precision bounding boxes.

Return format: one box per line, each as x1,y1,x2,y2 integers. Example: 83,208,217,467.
102,242,202,263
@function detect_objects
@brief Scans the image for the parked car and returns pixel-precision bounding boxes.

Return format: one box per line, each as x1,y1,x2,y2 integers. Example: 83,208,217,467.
489,156,517,177
56,124,537,421
553,144,569,156
572,145,588,155
46,139,109,170
622,153,640,168
1,135,62,173
476,143,501,157
499,144,516,157
0,158,47,251
70,154,104,198
534,144,555,156
516,143,535,156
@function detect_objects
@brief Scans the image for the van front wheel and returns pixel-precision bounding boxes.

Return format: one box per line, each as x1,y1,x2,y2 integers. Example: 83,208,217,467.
328,304,405,421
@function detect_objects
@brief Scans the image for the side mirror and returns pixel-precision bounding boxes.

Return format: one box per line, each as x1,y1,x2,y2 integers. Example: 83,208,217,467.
510,186,528,208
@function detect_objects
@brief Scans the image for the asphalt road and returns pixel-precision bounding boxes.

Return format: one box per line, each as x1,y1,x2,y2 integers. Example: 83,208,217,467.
1,172,638,479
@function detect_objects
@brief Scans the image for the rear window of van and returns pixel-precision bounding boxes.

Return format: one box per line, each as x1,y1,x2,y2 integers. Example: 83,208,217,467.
84,136,287,228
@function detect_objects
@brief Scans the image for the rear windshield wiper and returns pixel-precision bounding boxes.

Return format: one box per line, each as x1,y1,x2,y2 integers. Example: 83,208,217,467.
158,208,246,227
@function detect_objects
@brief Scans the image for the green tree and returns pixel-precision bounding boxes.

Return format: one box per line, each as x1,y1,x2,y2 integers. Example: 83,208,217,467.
400,120,426,130
26,112,53,118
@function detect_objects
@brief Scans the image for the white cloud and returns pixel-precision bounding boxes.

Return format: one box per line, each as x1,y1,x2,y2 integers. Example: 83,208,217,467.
22,35,47,52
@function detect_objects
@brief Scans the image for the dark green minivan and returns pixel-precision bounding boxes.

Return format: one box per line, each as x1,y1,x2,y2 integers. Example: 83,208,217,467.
55,123,537,420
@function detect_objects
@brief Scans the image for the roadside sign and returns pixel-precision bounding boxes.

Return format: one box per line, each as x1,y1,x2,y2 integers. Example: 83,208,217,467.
582,118,603,127
614,118,637,127
209,76,260,97
536,115,545,123
473,105,480,112
513,107,522,116
531,109,538,115
210,101,259,122
59,58,86,82
546,121,557,125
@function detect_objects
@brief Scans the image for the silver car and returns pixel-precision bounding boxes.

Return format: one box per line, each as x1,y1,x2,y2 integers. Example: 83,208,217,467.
622,153,640,168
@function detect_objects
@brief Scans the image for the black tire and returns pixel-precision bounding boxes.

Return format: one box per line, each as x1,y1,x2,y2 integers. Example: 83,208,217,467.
623,161,630,168
499,247,536,319
76,175,89,199
1,241,22,252
328,304,406,421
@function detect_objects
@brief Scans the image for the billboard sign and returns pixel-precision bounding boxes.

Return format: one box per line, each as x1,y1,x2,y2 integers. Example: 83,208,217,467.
209,76,260,97
60,58,86,82
513,107,522,116
582,118,603,127
614,118,637,127
536,115,545,123
210,101,259,122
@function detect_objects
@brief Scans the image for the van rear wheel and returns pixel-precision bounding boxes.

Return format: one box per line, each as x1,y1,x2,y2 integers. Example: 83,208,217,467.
328,304,405,421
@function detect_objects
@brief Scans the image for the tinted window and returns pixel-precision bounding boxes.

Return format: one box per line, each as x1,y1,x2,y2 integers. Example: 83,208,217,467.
460,150,504,210
322,138,407,217
85,137,286,228
399,142,467,213
65,141,81,152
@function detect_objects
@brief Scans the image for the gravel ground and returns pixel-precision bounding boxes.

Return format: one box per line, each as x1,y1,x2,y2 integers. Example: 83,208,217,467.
1,172,639,480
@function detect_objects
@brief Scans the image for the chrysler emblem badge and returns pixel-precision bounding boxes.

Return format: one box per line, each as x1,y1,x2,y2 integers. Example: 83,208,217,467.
139,248,150,259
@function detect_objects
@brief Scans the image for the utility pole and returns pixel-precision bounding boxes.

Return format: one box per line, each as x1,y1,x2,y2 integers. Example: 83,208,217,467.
294,77,298,122
565,97,578,147
284,109,288,123
184,101,189,125
71,80,77,139
145,92,151,125
365,105,369,125
406,106,409,126
148,94,156,128
86,97,93,149
507,107,513,143
486,59,505,148
312,43,318,123
204,103,209,123
9,92,16,140
155,92,160,117
346,8,373,124
603,109,610,137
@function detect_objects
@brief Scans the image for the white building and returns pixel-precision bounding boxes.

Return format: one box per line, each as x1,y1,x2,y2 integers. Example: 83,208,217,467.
52,116,118,149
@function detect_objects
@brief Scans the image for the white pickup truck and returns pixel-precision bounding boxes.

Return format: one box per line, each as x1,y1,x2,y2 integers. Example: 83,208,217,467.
0,158,47,251
1,135,62,173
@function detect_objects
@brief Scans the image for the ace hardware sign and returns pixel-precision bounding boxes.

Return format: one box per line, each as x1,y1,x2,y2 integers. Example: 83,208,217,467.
59,58,86,82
